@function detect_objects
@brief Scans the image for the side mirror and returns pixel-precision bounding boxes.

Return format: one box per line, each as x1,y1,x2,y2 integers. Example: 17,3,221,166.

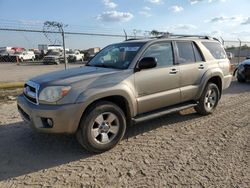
137,57,157,70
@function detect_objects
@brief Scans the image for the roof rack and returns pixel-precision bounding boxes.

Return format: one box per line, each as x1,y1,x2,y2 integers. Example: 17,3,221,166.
124,33,221,43
157,32,214,39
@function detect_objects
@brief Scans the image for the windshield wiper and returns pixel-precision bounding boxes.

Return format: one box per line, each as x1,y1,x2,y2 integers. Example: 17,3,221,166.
90,64,116,69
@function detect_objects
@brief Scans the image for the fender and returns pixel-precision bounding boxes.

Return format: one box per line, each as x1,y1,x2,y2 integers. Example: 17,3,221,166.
195,68,223,100
233,67,238,76
75,83,137,118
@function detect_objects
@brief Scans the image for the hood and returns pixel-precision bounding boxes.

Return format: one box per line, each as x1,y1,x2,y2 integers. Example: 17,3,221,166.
31,66,122,86
241,60,250,65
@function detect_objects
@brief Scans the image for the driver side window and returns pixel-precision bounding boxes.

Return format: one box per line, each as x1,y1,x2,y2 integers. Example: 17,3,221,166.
142,42,174,67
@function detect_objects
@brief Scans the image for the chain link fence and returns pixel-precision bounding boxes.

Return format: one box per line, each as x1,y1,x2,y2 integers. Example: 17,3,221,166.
223,40,250,65
0,27,132,67
1,26,250,69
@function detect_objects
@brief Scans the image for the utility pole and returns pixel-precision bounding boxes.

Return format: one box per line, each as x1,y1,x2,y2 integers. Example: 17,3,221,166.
238,38,242,64
62,29,67,70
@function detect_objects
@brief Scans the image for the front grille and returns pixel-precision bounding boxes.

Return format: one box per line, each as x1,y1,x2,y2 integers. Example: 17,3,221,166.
24,92,37,104
23,81,40,105
44,57,57,61
244,65,250,77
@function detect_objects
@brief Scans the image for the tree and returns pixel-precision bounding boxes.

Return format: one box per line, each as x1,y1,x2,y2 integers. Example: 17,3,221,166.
150,30,169,37
150,30,160,37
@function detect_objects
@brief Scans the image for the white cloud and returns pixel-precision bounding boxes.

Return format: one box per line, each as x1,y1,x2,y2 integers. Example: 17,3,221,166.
189,0,202,5
208,15,244,23
103,0,117,9
96,11,134,22
147,0,164,5
209,30,223,37
170,5,183,12
169,24,197,31
139,11,152,17
143,6,151,11
190,0,226,4
139,6,152,17
242,17,250,25
18,19,43,25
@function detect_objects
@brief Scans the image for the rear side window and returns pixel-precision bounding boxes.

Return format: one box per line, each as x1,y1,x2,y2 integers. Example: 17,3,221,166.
202,42,227,59
176,42,195,64
193,43,204,62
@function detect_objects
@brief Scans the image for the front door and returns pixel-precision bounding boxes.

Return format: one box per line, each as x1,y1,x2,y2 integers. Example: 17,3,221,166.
135,42,181,114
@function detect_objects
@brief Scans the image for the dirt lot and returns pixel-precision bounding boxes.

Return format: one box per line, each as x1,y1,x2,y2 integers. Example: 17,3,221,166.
0,62,82,83
0,80,249,188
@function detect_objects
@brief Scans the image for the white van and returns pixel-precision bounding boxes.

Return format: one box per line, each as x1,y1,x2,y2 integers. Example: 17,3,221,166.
11,51,35,62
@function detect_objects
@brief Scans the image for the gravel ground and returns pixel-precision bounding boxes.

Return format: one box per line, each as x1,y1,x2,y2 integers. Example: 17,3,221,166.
0,80,249,188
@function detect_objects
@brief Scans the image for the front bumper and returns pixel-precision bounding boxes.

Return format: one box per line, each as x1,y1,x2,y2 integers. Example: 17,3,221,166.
43,58,59,63
238,67,250,80
17,95,84,134
222,75,232,90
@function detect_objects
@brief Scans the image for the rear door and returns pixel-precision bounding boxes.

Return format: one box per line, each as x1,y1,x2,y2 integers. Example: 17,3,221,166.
135,42,181,114
175,41,207,102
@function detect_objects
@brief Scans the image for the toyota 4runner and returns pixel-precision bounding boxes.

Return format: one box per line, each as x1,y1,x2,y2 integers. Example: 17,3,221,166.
17,35,232,153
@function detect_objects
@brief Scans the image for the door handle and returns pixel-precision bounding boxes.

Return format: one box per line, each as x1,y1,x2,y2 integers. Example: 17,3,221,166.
198,64,204,69
169,68,178,74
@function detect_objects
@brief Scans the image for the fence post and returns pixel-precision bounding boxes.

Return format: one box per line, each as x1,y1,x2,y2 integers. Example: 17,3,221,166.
238,39,242,64
16,56,19,65
62,30,67,70
220,37,224,46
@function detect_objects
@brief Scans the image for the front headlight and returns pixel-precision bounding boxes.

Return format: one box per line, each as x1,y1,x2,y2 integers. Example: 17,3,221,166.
238,64,244,72
39,86,71,103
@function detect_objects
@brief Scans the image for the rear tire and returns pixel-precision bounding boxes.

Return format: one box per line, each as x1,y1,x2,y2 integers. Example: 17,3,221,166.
76,101,126,153
195,83,220,115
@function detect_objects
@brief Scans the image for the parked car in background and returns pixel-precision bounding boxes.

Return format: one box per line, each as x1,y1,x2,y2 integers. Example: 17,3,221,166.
43,50,64,65
83,51,97,61
10,51,35,62
17,35,232,153
67,50,84,62
233,59,250,82
34,50,45,60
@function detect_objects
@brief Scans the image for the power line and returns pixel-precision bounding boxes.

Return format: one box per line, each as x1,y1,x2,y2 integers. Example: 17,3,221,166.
0,28,137,38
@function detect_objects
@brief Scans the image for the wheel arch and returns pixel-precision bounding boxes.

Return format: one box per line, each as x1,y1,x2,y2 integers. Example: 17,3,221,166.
196,73,223,100
81,95,132,123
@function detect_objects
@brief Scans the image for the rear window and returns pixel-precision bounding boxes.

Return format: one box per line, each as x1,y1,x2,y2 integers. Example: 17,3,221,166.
202,42,227,59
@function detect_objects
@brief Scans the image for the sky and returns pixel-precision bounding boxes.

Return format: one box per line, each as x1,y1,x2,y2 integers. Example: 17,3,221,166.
0,0,250,49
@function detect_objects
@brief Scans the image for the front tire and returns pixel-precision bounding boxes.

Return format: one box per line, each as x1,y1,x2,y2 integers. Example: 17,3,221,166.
237,74,246,83
195,83,220,115
76,101,126,153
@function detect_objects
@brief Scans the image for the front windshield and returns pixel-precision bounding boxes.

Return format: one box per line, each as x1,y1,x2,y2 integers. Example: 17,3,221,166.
67,51,74,55
88,42,144,69
48,51,60,56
